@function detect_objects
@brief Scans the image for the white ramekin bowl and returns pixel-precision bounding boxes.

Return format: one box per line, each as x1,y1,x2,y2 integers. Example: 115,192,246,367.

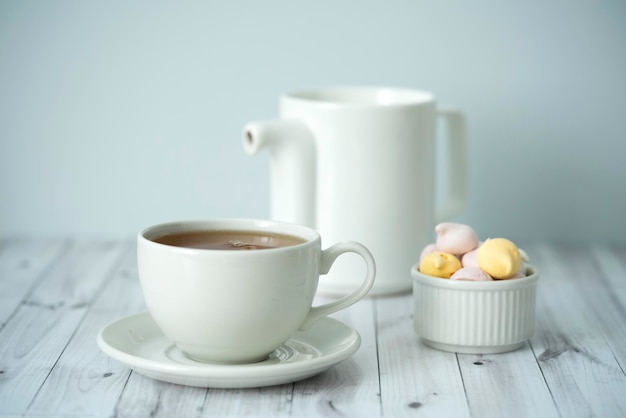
411,264,539,354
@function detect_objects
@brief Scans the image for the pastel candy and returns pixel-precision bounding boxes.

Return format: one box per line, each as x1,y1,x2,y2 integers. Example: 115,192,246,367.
419,243,438,262
477,238,521,279
435,222,479,255
461,248,479,268
419,251,462,278
450,267,493,281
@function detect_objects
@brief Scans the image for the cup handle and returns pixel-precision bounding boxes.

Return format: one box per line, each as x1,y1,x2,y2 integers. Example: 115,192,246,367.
298,242,376,330
435,107,469,223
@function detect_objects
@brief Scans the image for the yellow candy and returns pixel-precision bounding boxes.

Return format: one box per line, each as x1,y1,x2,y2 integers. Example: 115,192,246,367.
419,251,462,278
477,238,521,279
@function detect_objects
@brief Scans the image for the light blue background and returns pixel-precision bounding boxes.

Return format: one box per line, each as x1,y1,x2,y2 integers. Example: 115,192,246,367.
1,1,625,244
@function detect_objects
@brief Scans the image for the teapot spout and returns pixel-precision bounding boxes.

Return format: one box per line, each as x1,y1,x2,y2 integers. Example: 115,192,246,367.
243,120,316,227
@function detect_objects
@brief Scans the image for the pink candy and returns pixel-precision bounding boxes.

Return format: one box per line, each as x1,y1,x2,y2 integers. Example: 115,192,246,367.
435,222,479,255
461,248,479,268
450,267,493,281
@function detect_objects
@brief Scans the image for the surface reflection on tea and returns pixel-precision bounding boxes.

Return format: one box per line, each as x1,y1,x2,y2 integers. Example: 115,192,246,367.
152,230,306,250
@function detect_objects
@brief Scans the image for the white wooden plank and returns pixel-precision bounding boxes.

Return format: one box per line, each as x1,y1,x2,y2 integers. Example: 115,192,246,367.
590,244,626,300
457,344,559,418
0,239,125,415
199,386,293,417
113,372,208,418
453,243,558,418
529,244,626,418
590,244,626,306
25,239,147,417
290,296,381,417
579,244,626,375
376,294,470,417
0,238,67,327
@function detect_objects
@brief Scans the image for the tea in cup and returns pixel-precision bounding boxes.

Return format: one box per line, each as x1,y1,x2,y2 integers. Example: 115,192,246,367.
137,219,376,363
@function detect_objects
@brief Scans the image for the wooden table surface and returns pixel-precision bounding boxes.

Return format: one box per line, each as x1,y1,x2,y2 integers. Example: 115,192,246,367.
1,239,625,418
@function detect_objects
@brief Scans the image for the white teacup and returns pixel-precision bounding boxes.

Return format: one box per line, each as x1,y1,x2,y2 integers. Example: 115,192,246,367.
137,219,376,363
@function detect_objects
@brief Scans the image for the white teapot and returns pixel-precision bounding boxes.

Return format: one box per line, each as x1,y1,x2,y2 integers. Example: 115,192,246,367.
243,87,468,295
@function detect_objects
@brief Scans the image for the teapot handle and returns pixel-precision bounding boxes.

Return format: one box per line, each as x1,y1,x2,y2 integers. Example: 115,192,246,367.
435,107,469,223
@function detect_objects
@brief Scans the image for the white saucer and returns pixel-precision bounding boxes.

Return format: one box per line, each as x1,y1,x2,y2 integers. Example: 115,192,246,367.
97,312,361,388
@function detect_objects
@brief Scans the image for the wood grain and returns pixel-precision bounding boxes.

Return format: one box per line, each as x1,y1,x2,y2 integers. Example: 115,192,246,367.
0,239,625,417
0,239,67,328
25,240,142,417
457,345,558,418
0,240,124,415
530,244,626,418
376,295,470,417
